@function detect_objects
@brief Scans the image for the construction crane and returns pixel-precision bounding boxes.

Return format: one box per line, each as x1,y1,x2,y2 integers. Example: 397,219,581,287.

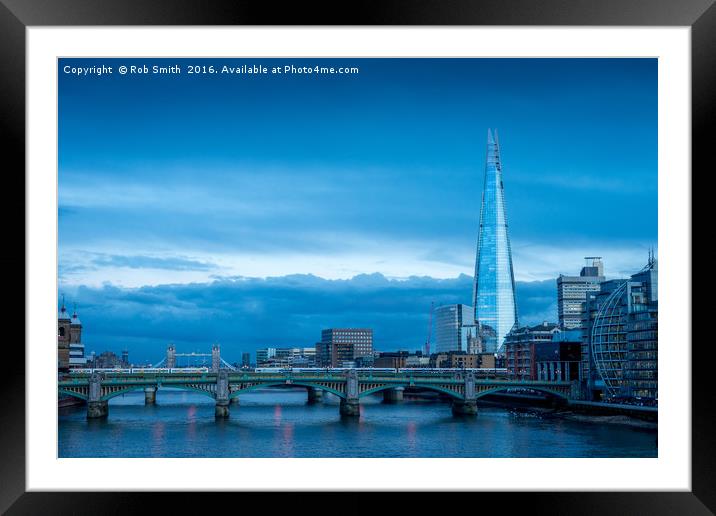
424,301,434,356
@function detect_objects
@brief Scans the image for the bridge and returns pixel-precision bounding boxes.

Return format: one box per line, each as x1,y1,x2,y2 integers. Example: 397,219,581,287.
59,369,579,419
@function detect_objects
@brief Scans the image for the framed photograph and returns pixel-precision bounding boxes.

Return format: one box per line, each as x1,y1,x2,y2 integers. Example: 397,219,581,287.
4,0,711,512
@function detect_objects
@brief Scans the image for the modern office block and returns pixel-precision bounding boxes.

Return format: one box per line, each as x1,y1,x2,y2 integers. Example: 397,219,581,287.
557,257,605,330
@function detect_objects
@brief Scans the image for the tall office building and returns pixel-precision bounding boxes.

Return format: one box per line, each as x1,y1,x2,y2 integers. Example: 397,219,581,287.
318,329,373,368
434,304,474,353
557,257,605,330
472,129,518,352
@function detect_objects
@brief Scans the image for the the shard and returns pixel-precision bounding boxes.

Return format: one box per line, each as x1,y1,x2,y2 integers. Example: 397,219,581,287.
472,129,518,353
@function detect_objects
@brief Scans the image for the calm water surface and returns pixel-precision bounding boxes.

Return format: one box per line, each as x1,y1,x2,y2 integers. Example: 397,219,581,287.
58,388,657,458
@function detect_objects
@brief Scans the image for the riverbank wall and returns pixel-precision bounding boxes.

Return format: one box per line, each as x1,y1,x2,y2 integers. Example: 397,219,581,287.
59,396,86,409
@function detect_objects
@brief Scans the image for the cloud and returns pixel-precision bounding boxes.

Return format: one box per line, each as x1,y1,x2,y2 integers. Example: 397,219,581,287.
60,273,560,364
509,170,657,194
511,242,655,281
57,238,654,290
91,254,215,271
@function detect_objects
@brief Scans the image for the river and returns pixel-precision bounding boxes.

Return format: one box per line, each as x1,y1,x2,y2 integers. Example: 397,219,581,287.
58,388,657,458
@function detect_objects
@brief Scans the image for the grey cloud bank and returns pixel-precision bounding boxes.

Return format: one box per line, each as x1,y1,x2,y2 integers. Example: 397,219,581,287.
61,273,557,364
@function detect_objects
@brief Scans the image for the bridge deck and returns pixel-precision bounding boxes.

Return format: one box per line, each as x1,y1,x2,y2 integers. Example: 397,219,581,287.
61,371,571,385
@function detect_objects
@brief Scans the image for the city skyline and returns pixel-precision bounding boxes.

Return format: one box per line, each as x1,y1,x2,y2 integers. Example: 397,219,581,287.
58,57,657,362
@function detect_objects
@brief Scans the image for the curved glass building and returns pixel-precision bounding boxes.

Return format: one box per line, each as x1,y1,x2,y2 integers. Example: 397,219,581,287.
472,129,518,353
585,256,658,400
589,280,629,396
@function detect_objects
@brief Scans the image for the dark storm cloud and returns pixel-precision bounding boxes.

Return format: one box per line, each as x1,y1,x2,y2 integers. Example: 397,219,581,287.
62,274,557,364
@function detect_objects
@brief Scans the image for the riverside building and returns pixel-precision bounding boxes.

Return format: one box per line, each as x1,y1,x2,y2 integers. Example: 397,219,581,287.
504,322,561,380
582,254,658,401
58,299,86,371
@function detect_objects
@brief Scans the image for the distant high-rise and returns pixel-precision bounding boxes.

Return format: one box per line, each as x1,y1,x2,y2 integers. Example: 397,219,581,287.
434,304,474,353
557,257,605,330
472,129,518,352
256,347,317,367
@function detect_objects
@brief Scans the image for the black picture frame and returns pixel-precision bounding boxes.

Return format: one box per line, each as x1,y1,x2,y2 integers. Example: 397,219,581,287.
2,0,711,512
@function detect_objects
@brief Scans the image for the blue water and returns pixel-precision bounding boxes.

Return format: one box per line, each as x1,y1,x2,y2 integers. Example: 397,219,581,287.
58,388,657,458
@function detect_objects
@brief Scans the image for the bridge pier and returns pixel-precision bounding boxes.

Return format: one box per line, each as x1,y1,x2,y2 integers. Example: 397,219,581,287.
340,370,360,417
87,400,108,419
452,372,477,417
215,370,230,419
307,387,323,404
144,386,157,405
340,398,360,417
215,401,230,418
382,387,404,404
451,400,478,416
87,372,108,419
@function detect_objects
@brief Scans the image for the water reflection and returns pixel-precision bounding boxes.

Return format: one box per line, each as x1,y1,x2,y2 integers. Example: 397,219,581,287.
186,405,197,440
151,421,165,457
280,423,295,457
406,421,417,454
273,404,282,425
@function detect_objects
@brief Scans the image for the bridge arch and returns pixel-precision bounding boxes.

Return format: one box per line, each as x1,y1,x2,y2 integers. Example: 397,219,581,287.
147,384,216,399
151,385,217,400
58,388,88,401
358,382,464,400
474,386,571,401
229,381,346,400
93,384,220,402
100,385,147,401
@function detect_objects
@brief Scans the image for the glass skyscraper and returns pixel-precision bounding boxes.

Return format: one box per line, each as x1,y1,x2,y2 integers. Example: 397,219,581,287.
434,303,474,353
472,129,518,353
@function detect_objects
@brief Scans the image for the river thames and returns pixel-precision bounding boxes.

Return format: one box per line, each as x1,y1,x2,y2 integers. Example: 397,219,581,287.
58,388,657,458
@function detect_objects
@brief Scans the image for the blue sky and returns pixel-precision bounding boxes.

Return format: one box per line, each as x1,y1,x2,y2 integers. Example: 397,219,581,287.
58,58,657,363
